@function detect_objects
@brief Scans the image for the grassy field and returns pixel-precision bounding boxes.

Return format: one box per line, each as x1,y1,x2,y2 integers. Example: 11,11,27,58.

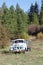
0,40,43,65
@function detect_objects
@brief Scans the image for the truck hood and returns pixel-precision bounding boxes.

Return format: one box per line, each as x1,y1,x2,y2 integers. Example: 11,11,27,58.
13,43,26,47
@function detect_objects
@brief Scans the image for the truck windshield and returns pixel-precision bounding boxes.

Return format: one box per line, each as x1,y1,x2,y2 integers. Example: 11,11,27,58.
15,40,24,43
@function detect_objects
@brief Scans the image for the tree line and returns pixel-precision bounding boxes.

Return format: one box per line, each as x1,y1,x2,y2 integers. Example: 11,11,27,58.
0,1,43,47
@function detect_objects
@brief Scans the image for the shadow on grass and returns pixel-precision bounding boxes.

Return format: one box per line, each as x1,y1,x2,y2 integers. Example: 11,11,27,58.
1,50,23,55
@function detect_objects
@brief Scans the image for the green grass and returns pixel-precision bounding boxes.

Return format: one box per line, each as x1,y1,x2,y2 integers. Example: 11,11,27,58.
0,40,43,65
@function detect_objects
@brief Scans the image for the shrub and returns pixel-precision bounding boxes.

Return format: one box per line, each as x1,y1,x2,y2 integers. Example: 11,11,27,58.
20,32,29,40
0,25,10,48
37,32,43,39
12,33,29,40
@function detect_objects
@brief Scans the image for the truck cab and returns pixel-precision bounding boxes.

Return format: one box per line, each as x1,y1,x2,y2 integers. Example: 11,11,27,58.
9,39,28,53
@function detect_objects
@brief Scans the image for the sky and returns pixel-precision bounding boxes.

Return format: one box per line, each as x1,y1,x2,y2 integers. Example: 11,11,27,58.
0,0,42,12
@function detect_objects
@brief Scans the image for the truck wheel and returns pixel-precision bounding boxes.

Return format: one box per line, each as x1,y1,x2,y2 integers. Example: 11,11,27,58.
28,48,31,51
25,48,28,51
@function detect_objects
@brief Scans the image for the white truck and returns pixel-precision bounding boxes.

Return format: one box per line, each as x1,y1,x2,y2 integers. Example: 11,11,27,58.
9,39,28,53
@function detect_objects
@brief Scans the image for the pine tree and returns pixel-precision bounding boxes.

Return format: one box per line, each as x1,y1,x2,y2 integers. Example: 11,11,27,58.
29,4,34,24
32,13,39,24
40,0,43,25
2,3,9,24
9,5,17,34
28,3,39,24
34,2,39,15
16,3,28,35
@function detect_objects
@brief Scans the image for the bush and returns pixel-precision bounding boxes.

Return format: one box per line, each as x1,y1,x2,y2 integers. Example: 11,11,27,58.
20,32,29,40
37,32,43,39
12,33,29,40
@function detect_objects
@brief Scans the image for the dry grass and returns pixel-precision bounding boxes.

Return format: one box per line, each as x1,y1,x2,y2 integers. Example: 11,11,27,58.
0,40,43,65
